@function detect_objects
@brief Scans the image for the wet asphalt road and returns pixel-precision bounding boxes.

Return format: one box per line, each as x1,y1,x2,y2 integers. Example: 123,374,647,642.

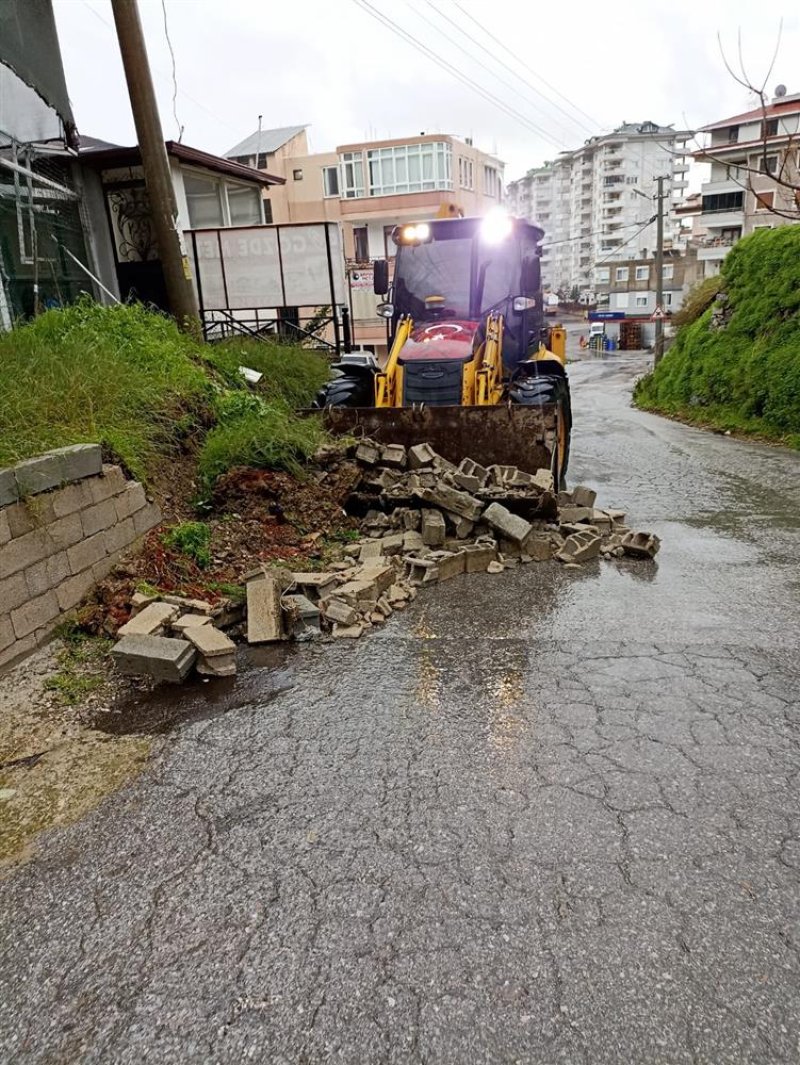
3,354,800,1064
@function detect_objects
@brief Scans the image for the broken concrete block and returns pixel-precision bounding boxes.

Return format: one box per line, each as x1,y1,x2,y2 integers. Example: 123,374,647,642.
558,505,594,524
421,508,446,547
400,509,421,531
333,623,365,638
487,560,505,574
290,572,339,599
162,595,215,615
320,597,358,627
463,543,498,572
482,502,533,546
376,595,393,618
357,562,394,594
532,468,555,493
521,533,553,562
453,471,482,494
426,550,465,581
379,444,407,469
185,624,237,658
112,634,196,682
378,532,405,556
403,529,424,552
419,484,483,521
556,530,601,564
622,531,661,559
607,509,627,526
282,593,321,639
130,591,158,614
572,485,597,509
448,514,474,539
405,557,439,584
355,441,381,467
337,578,379,606
172,613,213,634
387,583,412,603
408,443,437,469
557,490,574,507
246,573,286,643
117,601,180,638
196,654,236,677
359,539,383,562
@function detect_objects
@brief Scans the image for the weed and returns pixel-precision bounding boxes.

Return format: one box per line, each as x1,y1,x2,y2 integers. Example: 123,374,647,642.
206,581,246,603
202,339,331,408
162,521,212,568
134,580,161,597
44,631,114,706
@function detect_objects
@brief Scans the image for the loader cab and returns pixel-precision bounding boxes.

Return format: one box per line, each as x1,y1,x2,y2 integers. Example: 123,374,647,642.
373,214,545,371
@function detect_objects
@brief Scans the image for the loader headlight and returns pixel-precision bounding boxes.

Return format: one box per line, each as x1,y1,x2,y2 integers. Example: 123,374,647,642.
481,208,513,244
395,222,431,245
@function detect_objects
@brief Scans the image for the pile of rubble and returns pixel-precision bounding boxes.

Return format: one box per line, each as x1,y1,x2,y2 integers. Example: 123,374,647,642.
110,441,659,679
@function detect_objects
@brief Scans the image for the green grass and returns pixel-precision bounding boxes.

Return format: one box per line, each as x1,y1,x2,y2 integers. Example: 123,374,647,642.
162,521,212,568
0,300,334,489
635,226,800,446
0,298,211,480
198,402,326,488
202,338,330,408
44,624,114,706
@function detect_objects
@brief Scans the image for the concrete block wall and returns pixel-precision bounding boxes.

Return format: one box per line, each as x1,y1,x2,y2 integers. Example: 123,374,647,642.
0,445,161,670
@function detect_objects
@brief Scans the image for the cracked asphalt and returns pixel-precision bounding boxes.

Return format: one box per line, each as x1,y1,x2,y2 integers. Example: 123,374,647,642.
2,353,800,1064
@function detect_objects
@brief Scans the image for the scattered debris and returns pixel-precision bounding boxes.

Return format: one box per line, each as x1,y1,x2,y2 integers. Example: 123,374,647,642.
107,440,660,681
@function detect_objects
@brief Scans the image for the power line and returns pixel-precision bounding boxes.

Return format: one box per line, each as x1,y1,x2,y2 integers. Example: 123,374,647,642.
421,0,594,141
540,216,654,250
407,0,578,146
593,216,657,266
350,0,568,150
160,0,183,142
451,0,601,134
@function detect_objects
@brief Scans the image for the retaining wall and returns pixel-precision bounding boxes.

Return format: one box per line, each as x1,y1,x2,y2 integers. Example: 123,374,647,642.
0,445,161,670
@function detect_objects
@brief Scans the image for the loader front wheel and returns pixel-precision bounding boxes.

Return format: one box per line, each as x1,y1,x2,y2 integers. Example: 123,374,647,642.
313,372,375,409
508,371,571,488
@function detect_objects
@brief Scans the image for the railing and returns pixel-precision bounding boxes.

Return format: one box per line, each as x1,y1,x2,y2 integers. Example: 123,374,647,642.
201,308,346,353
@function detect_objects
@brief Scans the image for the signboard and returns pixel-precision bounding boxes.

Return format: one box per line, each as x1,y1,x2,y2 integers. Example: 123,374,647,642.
588,311,626,321
186,222,346,311
651,305,665,320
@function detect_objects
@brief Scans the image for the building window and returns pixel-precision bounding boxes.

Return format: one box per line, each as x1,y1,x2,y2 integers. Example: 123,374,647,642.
615,292,629,309
484,165,501,198
615,266,629,282
726,160,745,179
322,166,339,197
635,265,650,281
293,168,303,181
662,264,674,279
764,118,779,138
758,154,778,175
263,199,273,224
184,172,224,228
664,292,674,306
383,225,396,258
728,125,739,143
595,267,610,283
341,152,365,198
754,190,775,211
701,191,744,213
458,157,474,190
364,142,452,197
226,183,263,226
353,226,369,261
257,153,268,169
625,176,638,185
635,296,648,307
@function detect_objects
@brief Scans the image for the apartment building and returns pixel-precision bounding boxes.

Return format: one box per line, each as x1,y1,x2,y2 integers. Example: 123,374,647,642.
693,88,800,278
506,121,692,296
226,128,505,353
592,247,699,315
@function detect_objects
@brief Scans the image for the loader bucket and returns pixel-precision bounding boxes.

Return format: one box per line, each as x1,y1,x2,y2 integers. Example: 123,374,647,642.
314,404,558,475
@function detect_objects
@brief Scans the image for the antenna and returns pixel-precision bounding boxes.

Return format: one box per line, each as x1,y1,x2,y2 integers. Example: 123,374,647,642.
256,114,263,168
774,84,787,97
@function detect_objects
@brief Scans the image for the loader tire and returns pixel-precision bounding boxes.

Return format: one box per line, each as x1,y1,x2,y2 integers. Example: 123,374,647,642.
313,372,374,409
508,373,572,488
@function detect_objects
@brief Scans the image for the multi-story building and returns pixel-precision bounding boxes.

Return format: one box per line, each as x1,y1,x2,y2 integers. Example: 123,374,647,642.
592,247,699,316
226,128,505,354
507,121,693,296
692,88,800,278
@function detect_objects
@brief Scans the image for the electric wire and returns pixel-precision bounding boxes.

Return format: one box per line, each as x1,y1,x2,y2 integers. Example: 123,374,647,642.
350,0,569,150
421,0,594,140
160,0,184,142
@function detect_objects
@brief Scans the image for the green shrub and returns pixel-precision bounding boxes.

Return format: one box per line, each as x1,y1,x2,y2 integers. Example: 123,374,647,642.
0,298,211,479
635,227,800,444
672,276,723,329
162,521,212,568
198,402,325,488
201,338,330,408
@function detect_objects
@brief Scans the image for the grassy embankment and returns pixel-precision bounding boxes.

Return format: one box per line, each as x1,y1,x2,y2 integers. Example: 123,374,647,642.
0,299,331,488
634,226,800,449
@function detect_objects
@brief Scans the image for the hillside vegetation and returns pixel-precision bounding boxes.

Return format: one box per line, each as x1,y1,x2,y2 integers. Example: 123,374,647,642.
0,299,330,485
634,226,800,448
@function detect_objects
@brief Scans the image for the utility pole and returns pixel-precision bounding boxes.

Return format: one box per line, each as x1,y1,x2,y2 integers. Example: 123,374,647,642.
654,174,665,366
110,0,200,332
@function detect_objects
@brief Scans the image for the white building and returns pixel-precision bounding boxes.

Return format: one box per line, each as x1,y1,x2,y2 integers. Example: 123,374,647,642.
507,121,692,296
693,88,800,278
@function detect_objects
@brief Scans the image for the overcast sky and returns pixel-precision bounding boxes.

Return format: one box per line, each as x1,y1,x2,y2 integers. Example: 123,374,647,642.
53,0,797,186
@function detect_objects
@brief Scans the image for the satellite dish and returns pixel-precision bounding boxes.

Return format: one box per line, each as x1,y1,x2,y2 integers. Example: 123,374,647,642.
775,84,787,97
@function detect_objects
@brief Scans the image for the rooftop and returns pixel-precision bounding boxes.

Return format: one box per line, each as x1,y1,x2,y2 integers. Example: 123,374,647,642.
79,139,284,185
700,93,800,133
225,124,308,159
